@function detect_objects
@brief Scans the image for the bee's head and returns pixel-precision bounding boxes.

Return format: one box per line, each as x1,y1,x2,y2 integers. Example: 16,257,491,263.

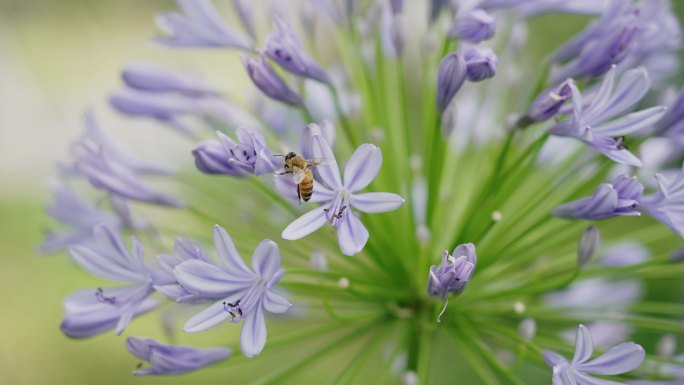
284,152,297,161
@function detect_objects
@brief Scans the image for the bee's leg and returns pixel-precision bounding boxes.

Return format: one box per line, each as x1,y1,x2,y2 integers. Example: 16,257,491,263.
297,185,302,205
275,170,292,175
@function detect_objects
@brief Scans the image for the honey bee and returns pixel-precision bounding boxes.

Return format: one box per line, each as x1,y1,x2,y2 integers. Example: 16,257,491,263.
275,152,327,203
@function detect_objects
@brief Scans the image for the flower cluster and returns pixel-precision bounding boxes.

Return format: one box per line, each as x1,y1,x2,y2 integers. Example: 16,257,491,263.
43,0,684,383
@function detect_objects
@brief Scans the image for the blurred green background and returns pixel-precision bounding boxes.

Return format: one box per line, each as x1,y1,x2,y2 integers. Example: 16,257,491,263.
1,1,683,384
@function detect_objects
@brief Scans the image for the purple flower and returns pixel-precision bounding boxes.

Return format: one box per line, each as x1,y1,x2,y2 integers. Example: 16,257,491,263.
175,225,291,358
436,52,468,113
640,162,684,237
279,125,405,256
654,86,684,139
427,244,477,322
155,0,252,50
265,16,330,83
553,174,643,220
41,182,121,253
463,47,498,82
192,139,248,177
481,0,609,17
544,324,645,385
523,80,573,124
121,63,219,96
61,225,162,338
449,9,496,44
154,238,216,303
551,66,667,167
427,244,477,297
126,337,230,375
550,0,639,82
214,129,279,176
68,111,183,207
242,52,304,106
109,89,200,136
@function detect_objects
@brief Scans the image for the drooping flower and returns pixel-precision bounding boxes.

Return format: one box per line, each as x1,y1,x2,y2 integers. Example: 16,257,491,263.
61,225,161,338
463,47,498,82
554,175,643,220
242,52,304,106
125,337,230,375
436,52,468,113
192,139,248,177
155,0,252,50
544,324,645,385
278,124,405,256
121,63,219,96
265,16,330,84
653,86,684,140
175,225,291,358
67,110,183,207
109,89,200,136
41,182,121,253
551,66,666,167
427,244,477,322
449,9,496,44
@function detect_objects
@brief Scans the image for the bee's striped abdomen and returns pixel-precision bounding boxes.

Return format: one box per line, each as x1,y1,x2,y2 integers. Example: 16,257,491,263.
299,169,314,202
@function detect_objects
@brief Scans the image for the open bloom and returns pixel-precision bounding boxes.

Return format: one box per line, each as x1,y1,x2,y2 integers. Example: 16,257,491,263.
61,225,161,338
544,324,645,385
279,125,405,256
551,66,666,167
216,128,280,176
126,337,230,375
175,225,291,358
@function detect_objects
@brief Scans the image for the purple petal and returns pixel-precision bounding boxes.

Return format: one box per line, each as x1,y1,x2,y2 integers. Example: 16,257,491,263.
174,259,253,296
251,240,281,281
593,106,667,137
544,350,568,368
282,206,328,240
573,373,622,385
576,342,645,375
337,210,369,256
583,65,617,122
350,192,404,213
183,299,232,333
572,324,594,364
309,125,342,189
61,298,159,339
240,302,267,358
213,225,254,278
591,67,651,123
344,144,382,192
263,290,291,314
68,244,145,283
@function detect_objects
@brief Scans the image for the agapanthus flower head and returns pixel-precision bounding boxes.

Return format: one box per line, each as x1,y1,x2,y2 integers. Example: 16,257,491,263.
551,65,666,166
192,139,248,176
155,0,253,50
175,225,290,358
126,337,230,375
265,16,330,83
242,52,304,106
279,125,405,256
544,324,645,385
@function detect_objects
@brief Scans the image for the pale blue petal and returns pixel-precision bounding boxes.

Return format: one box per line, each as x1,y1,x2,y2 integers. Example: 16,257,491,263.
183,299,232,333
350,192,405,213
344,144,382,192
240,300,267,358
337,210,369,256
174,259,253,296
572,324,594,364
282,206,328,240
251,240,281,281
576,342,645,375
263,290,291,314
213,225,254,278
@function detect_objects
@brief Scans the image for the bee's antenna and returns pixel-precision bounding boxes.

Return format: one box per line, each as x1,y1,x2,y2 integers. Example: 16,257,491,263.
273,154,286,157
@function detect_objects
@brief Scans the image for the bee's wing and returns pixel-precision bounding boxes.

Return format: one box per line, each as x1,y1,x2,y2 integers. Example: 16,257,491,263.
292,167,306,184
305,158,334,167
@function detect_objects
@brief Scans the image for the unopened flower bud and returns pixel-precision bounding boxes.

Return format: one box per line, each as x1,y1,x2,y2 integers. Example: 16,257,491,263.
578,226,600,267
449,9,495,44
464,47,498,82
436,52,467,113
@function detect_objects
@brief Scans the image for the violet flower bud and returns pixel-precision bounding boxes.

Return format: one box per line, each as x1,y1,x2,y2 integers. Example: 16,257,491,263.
436,52,467,113
463,47,498,82
449,9,496,44
578,225,600,267
242,52,303,106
